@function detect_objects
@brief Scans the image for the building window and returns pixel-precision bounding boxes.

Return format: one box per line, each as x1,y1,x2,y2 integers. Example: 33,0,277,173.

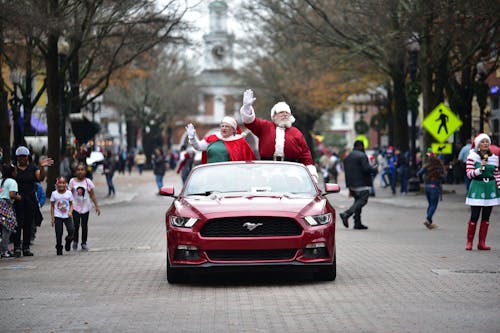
341,111,347,125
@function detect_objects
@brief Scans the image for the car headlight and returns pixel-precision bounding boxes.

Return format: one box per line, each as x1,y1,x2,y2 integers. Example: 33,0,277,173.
169,216,198,228
304,213,332,226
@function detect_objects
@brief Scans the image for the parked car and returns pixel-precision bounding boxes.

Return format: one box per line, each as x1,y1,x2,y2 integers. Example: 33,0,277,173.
160,161,340,283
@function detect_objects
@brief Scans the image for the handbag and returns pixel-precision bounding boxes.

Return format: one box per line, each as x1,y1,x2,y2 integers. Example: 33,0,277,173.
0,199,17,232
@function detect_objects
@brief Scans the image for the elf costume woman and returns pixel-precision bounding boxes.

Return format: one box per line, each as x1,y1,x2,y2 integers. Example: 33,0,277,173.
465,133,500,250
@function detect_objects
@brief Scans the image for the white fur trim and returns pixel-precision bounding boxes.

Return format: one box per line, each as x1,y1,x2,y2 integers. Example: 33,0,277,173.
275,127,285,157
215,132,245,142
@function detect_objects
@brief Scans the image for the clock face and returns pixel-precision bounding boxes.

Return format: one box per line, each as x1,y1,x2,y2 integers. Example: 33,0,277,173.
212,45,225,60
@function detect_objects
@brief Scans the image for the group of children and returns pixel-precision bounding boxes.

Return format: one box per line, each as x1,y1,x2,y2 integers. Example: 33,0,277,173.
1,162,100,257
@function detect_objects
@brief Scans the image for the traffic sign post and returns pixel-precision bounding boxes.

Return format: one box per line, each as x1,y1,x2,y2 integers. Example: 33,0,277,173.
422,103,463,143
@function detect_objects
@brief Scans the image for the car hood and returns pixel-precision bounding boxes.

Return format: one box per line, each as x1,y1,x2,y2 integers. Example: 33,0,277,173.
174,195,326,218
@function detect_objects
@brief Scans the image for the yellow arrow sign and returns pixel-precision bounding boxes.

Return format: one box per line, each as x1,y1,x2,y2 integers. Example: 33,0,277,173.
431,142,452,155
422,103,462,143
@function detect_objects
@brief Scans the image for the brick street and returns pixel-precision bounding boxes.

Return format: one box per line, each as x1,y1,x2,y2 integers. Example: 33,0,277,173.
0,169,499,333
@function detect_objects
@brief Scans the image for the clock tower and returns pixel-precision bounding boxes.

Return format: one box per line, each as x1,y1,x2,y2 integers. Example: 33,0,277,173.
203,0,234,70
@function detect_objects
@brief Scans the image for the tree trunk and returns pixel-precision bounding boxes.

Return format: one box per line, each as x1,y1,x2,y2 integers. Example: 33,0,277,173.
447,66,474,145
0,23,11,161
45,33,61,196
390,64,409,151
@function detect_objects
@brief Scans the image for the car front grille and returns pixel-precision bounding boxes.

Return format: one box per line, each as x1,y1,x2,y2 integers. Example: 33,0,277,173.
200,216,302,237
206,249,297,261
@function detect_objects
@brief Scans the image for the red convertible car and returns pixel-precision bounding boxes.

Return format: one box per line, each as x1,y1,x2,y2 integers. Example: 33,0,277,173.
160,161,340,283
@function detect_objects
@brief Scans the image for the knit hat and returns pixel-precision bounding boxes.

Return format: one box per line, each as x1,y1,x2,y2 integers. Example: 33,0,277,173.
221,116,237,130
473,133,491,151
15,146,30,156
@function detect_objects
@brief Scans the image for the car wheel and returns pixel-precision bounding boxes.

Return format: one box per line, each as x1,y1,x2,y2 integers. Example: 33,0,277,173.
315,252,336,281
166,251,183,284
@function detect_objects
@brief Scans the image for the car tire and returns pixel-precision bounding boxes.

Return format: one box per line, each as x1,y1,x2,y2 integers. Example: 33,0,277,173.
166,252,182,284
315,252,336,281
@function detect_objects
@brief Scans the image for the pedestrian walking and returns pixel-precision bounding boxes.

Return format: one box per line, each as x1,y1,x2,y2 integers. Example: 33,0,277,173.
186,116,255,163
396,149,409,195
13,146,53,257
50,177,75,255
0,164,22,258
69,163,101,251
176,145,195,184
464,133,499,250
134,150,146,175
239,89,318,182
152,148,167,194
385,146,397,195
103,151,116,196
126,150,135,175
339,140,378,230
417,153,446,229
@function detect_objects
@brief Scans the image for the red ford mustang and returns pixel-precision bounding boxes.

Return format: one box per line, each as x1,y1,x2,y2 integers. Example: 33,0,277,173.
160,161,340,283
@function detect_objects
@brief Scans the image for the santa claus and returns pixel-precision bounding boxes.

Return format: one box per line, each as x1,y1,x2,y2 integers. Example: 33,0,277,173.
239,89,318,182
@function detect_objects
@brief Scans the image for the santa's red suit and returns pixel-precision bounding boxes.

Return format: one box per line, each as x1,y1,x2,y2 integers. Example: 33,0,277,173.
245,118,313,165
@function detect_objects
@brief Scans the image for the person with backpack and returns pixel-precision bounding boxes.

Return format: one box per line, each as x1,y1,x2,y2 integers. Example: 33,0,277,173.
69,163,101,251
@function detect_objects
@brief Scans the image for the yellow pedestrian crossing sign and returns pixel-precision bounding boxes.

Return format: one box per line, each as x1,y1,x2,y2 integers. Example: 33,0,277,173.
431,142,452,155
422,103,462,143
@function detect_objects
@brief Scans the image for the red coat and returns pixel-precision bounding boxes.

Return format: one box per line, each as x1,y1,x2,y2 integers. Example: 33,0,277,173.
201,134,256,164
245,118,313,165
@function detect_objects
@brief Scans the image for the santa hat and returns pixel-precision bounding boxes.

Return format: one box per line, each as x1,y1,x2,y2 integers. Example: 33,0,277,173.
221,116,237,130
472,133,491,151
270,102,296,123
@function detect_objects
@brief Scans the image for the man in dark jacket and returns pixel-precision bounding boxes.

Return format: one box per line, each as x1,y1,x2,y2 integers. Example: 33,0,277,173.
340,140,377,230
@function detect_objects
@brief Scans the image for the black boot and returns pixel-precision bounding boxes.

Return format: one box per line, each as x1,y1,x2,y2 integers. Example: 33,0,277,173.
353,218,368,230
22,249,34,256
56,245,63,256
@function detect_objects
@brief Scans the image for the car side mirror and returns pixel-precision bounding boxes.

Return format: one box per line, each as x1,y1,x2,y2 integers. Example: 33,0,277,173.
159,186,176,197
323,183,340,194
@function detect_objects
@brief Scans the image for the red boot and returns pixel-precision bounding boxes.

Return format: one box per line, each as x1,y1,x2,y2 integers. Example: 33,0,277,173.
465,221,476,251
477,220,491,250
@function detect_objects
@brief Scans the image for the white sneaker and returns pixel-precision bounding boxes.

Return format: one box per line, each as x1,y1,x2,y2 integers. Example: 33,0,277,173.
81,244,88,251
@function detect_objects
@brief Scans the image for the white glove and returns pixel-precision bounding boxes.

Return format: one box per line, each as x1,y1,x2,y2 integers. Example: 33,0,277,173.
242,89,255,115
185,123,196,139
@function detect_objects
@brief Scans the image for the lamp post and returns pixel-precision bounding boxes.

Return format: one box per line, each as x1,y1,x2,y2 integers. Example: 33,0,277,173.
9,68,23,149
58,37,70,155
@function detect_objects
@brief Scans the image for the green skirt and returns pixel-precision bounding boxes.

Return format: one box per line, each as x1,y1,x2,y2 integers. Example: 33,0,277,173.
466,178,500,206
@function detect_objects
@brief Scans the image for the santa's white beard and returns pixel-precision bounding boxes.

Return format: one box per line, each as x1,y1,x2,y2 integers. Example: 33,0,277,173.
274,119,292,128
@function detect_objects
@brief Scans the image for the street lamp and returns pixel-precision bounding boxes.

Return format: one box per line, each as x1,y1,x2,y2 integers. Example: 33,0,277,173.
58,37,70,155
9,68,23,149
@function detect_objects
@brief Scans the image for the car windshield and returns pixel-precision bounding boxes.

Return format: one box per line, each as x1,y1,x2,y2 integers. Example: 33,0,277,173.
184,163,316,196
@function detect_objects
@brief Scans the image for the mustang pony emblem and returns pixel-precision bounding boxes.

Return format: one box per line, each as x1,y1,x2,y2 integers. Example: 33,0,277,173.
243,222,263,231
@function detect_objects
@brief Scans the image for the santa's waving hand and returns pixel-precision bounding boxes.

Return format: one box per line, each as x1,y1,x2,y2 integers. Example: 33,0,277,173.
239,89,319,182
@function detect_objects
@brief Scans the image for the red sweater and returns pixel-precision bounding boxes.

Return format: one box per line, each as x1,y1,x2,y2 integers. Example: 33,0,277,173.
245,117,313,165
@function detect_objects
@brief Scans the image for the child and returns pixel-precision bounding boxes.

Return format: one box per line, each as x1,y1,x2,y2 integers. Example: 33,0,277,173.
68,163,101,251
50,177,75,255
0,164,22,258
